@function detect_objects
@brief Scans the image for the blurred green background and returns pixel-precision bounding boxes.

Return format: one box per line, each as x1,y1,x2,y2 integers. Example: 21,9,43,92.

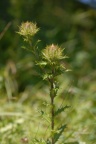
0,0,96,144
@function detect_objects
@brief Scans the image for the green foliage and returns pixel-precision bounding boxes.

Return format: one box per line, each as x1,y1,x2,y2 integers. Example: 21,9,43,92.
17,21,70,144
54,124,66,143
54,105,70,117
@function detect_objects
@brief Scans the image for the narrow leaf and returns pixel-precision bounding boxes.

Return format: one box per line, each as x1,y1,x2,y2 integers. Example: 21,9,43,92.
54,124,67,143
54,105,70,117
36,61,47,66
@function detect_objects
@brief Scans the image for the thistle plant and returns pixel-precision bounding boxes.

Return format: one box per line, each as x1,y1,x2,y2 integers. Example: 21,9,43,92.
18,22,70,144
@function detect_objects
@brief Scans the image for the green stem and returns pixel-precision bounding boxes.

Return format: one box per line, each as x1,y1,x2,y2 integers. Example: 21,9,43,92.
51,96,54,144
50,69,56,144
50,81,55,144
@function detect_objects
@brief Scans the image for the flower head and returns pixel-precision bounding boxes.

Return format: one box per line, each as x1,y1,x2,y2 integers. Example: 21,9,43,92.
42,44,64,63
18,21,39,37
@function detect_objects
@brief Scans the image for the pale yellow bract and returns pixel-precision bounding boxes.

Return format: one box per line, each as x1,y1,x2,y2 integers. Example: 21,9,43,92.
18,21,39,37
42,44,64,62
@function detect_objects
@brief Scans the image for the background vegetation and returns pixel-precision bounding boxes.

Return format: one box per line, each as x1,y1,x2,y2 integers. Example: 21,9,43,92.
0,0,96,143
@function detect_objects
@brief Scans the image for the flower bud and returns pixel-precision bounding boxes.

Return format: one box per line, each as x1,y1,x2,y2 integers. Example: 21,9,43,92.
18,21,39,37
42,44,64,62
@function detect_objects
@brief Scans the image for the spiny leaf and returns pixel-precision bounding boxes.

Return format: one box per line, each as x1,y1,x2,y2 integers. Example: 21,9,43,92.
65,69,72,72
43,73,49,80
54,124,67,143
62,55,69,59
43,73,52,80
36,61,47,66
54,105,70,117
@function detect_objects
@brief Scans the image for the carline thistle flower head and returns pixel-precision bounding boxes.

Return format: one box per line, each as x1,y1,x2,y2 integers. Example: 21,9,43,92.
42,44,64,63
18,21,39,37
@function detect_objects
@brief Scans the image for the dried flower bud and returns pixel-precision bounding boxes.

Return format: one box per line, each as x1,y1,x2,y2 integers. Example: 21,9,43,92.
21,137,28,143
42,44,64,62
18,21,39,37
